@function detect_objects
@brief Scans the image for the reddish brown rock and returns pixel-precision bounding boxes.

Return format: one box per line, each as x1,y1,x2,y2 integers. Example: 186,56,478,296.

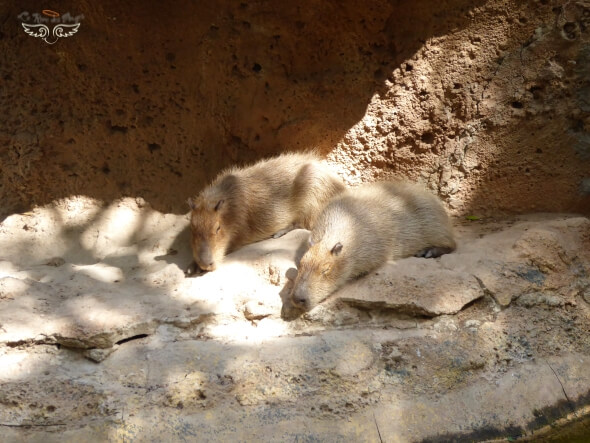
1,0,589,219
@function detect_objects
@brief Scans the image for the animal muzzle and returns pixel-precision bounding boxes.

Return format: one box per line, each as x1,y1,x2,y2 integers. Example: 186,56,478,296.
196,248,216,271
290,284,310,310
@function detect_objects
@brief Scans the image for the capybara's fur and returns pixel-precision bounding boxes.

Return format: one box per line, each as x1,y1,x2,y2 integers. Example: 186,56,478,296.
188,152,345,272
290,181,456,310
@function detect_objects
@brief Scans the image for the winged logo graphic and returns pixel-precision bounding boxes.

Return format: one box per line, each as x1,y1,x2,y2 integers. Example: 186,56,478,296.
21,23,80,44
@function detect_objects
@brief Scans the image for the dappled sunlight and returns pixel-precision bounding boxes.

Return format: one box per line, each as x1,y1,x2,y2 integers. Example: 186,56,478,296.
0,295,75,344
52,196,104,224
0,260,19,279
0,0,588,438
0,351,30,379
0,195,307,353
79,200,144,258
203,317,292,343
0,196,191,270
0,197,190,349
0,197,105,267
65,294,144,329
135,209,190,256
190,260,266,292
0,205,74,267
76,262,126,283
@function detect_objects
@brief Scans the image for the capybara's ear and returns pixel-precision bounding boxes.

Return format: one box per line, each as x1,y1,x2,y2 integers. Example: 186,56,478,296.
331,242,343,256
187,198,196,210
214,199,224,211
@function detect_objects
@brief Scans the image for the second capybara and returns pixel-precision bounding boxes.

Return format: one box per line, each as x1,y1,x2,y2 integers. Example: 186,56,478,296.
290,181,456,310
187,152,345,272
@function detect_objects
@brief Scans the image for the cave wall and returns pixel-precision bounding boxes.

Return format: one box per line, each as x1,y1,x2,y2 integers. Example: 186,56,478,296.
1,0,589,218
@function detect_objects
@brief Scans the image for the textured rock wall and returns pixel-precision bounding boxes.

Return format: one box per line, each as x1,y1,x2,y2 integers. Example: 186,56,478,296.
1,0,589,218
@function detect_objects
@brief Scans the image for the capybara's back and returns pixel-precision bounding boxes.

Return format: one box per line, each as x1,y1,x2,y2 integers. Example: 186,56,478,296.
372,181,456,259
291,181,455,309
188,152,345,272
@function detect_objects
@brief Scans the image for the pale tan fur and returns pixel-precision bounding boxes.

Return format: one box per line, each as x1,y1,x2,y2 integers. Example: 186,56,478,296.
188,152,345,271
291,181,456,310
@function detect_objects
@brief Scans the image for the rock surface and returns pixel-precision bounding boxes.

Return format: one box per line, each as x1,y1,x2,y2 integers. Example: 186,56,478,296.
0,198,589,441
337,260,483,316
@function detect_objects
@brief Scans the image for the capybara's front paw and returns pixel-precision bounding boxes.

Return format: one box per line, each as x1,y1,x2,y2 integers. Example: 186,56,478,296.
414,246,454,259
185,261,201,277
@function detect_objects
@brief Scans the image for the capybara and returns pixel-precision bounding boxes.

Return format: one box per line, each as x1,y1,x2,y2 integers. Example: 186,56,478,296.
187,152,345,272
290,181,456,310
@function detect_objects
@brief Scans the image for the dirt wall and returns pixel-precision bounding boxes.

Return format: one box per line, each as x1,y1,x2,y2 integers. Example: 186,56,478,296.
1,0,589,218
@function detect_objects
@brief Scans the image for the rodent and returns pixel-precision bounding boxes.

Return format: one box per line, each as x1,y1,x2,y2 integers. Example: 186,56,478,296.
187,152,345,273
290,181,456,310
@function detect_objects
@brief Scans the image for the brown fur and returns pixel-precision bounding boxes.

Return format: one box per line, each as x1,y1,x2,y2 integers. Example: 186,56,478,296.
290,181,456,310
188,152,345,271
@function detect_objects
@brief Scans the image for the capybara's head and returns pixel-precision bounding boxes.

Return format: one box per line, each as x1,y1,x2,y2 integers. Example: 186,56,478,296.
290,238,345,311
187,196,230,271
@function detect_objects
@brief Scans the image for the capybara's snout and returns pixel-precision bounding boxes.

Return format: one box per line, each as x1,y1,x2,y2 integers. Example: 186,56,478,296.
194,245,216,272
290,275,312,310
291,287,309,309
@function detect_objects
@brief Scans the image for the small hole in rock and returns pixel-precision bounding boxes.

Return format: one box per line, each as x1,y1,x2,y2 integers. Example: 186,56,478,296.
563,22,576,33
562,22,578,39
421,132,435,144
148,143,162,153
529,85,543,99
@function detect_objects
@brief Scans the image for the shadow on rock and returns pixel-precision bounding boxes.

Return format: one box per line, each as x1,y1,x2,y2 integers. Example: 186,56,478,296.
154,224,196,274
280,267,304,321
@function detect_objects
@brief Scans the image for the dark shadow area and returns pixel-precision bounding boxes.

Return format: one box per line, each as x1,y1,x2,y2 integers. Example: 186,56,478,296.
279,267,302,321
0,0,486,220
420,391,590,443
153,222,195,272
278,230,309,319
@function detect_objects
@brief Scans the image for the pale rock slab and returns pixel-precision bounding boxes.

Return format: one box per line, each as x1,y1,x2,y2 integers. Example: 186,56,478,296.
336,258,483,316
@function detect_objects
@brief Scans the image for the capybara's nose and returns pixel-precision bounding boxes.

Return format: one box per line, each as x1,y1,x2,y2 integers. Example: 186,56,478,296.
291,290,308,308
197,249,215,271
199,261,216,272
